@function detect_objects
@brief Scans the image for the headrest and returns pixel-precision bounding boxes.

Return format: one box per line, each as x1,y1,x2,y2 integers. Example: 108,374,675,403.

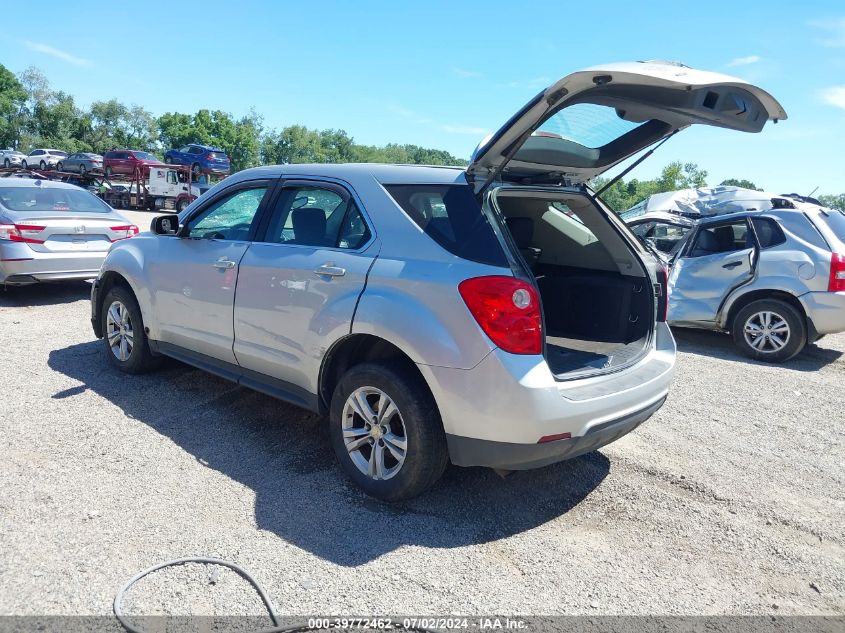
506,217,534,249
291,208,327,244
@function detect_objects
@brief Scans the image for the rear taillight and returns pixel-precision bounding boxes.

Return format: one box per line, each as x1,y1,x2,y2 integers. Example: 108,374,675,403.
458,275,542,355
0,224,46,244
656,266,669,322
829,253,845,292
110,225,139,241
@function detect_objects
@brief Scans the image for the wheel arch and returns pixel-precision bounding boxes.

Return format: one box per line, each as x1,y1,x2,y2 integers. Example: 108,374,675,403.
318,334,436,417
92,271,137,338
723,289,808,333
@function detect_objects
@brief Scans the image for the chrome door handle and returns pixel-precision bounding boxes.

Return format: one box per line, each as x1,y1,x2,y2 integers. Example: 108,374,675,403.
314,263,346,277
213,258,235,269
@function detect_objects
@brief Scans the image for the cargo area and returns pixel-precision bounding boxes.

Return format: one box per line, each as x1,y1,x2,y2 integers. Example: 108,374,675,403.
495,189,654,377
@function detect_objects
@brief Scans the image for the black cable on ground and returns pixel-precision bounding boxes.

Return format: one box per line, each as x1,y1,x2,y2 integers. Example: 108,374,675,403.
114,557,434,633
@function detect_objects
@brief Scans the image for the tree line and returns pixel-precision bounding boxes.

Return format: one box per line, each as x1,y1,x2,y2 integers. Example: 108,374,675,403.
0,64,467,172
1,63,842,212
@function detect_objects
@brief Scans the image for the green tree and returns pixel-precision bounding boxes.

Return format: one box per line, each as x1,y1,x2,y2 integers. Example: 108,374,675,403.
818,194,845,211
0,63,27,148
592,162,710,213
720,178,761,190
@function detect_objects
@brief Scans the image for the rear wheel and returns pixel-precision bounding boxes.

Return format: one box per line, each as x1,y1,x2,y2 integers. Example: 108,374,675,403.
21,160,28,169
175,197,188,212
79,164,87,175
57,161,64,171
101,286,160,374
732,299,806,362
39,160,47,170
329,362,448,501
3,159,9,168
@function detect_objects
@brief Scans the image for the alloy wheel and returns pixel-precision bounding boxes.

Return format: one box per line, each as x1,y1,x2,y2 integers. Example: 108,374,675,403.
106,300,135,362
743,310,790,353
342,386,407,480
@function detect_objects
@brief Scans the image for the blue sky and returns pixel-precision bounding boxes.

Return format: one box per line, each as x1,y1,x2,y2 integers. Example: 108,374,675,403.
1,1,843,195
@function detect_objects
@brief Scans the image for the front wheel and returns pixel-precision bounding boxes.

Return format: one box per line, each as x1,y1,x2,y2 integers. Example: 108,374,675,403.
101,286,161,374
79,164,87,175
105,166,113,177
732,299,806,363
329,362,448,501
39,160,47,170
21,160,28,169
3,158,9,168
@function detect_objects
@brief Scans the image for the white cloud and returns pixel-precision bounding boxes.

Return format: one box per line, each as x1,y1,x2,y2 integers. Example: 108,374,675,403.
809,17,845,47
820,85,845,110
453,67,482,78
440,124,489,135
23,41,92,66
727,55,761,67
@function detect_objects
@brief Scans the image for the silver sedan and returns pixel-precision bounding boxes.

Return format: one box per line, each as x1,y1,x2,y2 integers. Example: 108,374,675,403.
0,178,138,286
58,153,104,174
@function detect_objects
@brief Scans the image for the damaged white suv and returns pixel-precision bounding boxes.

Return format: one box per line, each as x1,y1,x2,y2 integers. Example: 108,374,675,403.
91,61,786,499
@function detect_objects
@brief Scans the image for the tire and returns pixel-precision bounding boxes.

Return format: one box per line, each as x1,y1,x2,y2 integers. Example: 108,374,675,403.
57,161,64,171
329,362,448,501
191,163,201,177
101,286,161,374
731,299,806,363
79,164,87,175
21,160,28,169
105,166,113,177
175,198,188,212
3,158,9,168
39,160,47,170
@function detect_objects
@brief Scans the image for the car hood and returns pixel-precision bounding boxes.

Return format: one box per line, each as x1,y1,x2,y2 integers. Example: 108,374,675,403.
467,61,786,192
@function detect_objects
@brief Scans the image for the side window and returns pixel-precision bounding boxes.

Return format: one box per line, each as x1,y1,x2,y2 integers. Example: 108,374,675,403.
264,185,370,249
688,219,750,257
751,217,786,248
190,146,204,155
186,185,268,240
179,146,191,153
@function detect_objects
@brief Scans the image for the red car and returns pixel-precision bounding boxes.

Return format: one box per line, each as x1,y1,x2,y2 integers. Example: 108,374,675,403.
103,149,164,177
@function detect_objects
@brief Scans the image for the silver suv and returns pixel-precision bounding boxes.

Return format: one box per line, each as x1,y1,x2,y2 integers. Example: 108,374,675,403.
90,61,785,499
625,192,845,362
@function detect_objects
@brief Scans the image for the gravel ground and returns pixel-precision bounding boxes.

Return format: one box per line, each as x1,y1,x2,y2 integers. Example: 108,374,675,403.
0,274,843,618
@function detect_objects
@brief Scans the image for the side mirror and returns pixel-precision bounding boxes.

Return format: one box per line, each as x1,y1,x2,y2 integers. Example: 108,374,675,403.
151,215,180,235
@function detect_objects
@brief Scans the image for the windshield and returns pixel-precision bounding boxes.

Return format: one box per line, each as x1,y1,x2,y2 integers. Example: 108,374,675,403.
0,186,113,213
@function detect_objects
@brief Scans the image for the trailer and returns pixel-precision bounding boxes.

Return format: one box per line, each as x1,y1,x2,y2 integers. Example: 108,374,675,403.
0,164,199,212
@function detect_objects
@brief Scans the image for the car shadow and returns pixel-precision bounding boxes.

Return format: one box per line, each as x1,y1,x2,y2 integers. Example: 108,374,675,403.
672,327,843,371
48,341,610,567
0,280,92,307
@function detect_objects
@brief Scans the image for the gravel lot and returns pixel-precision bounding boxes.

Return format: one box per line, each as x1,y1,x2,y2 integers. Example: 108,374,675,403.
1,238,843,618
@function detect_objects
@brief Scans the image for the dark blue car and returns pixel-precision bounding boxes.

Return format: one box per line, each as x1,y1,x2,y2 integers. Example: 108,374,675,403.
164,144,231,176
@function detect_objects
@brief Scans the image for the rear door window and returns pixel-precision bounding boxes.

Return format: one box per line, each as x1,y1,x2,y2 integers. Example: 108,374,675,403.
688,218,750,257
750,217,786,248
384,184,507,266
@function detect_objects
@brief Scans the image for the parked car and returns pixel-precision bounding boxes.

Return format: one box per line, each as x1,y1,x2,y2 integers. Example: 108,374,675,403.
1,149,27,168
624,187,845,362
103,149,163,177
165,144,231,177
0,178,138,286
59,152,103,175
90,60,785,499
21,149,67,171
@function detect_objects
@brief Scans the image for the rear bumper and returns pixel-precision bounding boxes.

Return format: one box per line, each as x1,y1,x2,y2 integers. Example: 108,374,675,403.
0,245,105,285
447,396,665,470
800,291,845,336
418,322,675,467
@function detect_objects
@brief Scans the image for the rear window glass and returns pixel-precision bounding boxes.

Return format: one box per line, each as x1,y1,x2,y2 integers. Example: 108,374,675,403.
816,210,845,242
537,103,648,149
0,186,112,213
384,184,507,267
